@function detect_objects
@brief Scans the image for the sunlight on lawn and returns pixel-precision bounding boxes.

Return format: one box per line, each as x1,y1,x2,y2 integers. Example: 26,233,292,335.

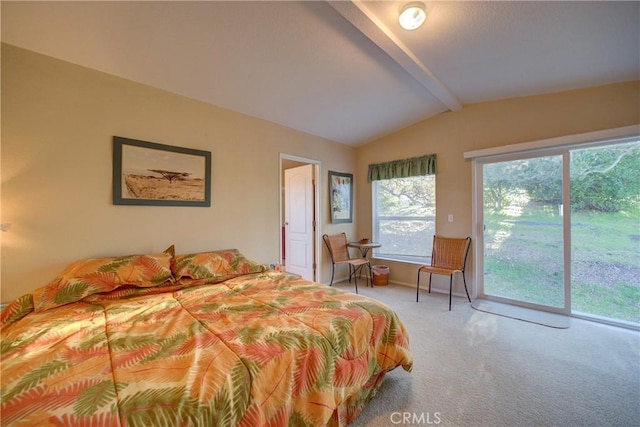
481,141,639,326
488,226,513,251
486,190,527,251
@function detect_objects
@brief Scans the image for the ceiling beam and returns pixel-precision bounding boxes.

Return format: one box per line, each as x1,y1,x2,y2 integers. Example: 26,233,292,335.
327,0,462,112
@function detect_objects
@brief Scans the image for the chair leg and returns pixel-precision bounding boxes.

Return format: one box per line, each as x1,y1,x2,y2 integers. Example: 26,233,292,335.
416,270,421,302
428,273,433,293
330,264,335,286
462,272,471,303
352,265,358,294
449,275,453,311
368,263,373,287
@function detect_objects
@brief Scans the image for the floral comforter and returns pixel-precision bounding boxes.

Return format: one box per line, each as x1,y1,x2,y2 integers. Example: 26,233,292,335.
1,270,413,426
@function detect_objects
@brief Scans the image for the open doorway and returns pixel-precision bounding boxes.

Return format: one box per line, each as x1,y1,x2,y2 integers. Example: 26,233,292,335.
280,154,320,281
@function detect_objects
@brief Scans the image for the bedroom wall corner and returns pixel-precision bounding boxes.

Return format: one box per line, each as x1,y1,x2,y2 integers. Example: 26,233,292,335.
355,80,640,296
0,43,356,303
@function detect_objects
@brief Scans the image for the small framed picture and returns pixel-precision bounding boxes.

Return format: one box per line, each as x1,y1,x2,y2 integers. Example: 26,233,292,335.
329,171,353,223
113,136,211,207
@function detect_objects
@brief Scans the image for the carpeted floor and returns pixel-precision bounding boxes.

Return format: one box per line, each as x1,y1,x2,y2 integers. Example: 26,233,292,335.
471,299,571,329
329,281,640,427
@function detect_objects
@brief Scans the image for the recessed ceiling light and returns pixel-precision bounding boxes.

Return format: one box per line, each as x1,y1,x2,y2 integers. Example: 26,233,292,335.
399,2,426,31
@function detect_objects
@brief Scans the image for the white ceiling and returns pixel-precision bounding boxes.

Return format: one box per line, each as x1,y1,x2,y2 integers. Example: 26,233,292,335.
2,1,639,146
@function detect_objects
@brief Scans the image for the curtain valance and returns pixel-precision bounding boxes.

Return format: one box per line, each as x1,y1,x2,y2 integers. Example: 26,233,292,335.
367,154,437,182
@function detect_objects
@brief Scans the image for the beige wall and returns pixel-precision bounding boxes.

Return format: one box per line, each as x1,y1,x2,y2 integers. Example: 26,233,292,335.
2,43,638,303
355,80,640,295
0,44,357,302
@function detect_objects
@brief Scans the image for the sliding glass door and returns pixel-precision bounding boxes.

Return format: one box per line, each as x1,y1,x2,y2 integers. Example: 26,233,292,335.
483,155,567,311
569,142,640,325
477,137,639,326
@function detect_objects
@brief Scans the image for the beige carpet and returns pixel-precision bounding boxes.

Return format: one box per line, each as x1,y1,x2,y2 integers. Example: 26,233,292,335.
471,299,570,329
328,282,640,427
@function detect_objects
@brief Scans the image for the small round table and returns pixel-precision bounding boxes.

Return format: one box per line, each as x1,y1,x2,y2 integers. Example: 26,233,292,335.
348,241,381,258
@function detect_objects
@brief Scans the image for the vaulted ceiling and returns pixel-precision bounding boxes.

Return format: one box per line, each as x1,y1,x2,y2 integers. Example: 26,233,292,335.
2,1,638,146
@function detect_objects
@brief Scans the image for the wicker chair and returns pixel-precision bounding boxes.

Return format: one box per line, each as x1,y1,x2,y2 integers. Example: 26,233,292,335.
416,236,471,310
322,233,372,293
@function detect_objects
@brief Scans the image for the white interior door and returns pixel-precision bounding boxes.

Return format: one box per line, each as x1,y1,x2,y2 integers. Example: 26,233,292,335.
284,164,315,280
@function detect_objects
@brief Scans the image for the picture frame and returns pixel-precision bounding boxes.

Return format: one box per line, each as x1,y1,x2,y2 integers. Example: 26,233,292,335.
329,170,353,223
113,136,211,207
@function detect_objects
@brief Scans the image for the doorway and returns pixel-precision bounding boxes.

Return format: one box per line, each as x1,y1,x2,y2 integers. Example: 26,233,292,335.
474,135,640,328
482,153,567,312
280,154,320,281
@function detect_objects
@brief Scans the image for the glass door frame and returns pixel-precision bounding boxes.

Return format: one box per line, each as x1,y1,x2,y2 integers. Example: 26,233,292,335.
473,150,572,316
465,125,639,324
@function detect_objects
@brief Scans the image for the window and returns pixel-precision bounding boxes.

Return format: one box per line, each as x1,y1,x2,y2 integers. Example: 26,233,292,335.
372,175,435,263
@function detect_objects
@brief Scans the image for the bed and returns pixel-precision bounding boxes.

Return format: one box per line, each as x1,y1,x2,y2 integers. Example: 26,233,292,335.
1,248,413,426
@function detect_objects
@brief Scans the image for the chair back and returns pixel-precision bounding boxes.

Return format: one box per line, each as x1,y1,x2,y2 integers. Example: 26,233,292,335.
323,233,351,263
431,236,471,271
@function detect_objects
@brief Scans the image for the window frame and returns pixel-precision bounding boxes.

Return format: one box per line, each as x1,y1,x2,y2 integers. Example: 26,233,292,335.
371,174,436,265
465,125,640,330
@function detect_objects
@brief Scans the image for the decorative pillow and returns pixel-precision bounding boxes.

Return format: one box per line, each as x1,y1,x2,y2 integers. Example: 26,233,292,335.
172,249,267,283
33,252,173,311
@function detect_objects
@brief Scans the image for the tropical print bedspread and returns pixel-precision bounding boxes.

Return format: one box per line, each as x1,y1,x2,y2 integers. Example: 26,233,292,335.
1,270,413,426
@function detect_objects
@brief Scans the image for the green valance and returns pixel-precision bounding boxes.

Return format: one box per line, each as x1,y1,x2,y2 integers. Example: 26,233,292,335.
367,154,437,182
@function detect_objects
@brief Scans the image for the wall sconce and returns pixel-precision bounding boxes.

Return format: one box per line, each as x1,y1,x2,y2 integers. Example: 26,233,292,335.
399,2,426,30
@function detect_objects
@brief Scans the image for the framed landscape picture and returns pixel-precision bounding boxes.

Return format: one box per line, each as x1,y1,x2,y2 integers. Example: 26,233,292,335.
113,136,211,207
329,170,353,223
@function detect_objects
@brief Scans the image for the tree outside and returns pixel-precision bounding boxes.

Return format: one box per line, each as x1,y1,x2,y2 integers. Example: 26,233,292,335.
483,141,640,324
374,176,435,262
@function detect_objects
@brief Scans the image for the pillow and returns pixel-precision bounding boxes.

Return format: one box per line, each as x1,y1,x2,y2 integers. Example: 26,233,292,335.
172,249,267,283
33,252,173,311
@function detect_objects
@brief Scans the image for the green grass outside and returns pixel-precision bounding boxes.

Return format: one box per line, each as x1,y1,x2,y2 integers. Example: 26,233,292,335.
484,205,639,323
